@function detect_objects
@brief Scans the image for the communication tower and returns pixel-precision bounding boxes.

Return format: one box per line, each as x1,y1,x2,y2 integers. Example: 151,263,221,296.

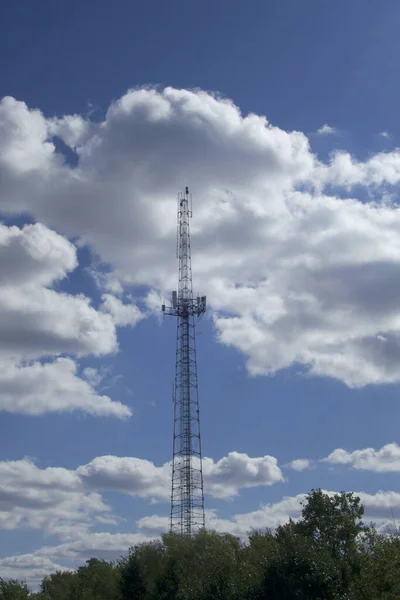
162,187,206,536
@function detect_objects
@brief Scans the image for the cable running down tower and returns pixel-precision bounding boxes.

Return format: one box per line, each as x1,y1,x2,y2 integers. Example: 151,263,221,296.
162,187,206,536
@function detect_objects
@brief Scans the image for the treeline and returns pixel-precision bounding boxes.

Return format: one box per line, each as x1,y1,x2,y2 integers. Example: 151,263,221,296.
2,489,400,599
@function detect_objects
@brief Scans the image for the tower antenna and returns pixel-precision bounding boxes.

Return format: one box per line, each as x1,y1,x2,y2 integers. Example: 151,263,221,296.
162,187,206,536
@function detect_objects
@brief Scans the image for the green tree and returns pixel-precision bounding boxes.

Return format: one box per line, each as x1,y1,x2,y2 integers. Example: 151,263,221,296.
31,489,400,600
119,551,146,600
263,529,343,600
176,530,243,600
239,529,278,600
297,489,366,594
40,571,77,600
0,579,30,600
154,557,180,600
298,489,366,559
75,559,121,600
352,528,400,600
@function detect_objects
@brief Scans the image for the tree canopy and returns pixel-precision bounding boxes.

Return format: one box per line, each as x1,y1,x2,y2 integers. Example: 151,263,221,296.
3,489,400,599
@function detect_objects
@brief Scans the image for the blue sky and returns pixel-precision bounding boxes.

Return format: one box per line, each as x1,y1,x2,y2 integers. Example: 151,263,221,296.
2,0,400,586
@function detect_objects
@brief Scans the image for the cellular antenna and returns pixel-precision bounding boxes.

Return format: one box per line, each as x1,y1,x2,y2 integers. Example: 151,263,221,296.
162,187,206,536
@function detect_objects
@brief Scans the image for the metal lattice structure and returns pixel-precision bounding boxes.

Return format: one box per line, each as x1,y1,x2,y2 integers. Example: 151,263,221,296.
162,187,206,536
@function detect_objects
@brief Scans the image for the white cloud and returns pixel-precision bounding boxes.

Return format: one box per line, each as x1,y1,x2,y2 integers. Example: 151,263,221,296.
77,452,284,501
0,221,77,286
136,514,169,537
0,457,110,540
37,531,149,562
216,489,400,537
0,285,116,359
0,358,131,418
77,455,171,500
0,96,56,174
0,222,116,360
316,150,400,189
203,452,284,497
144,289,167,316
317,123,337,135
211,494,306,537
95,516,118,526
323,442,400,472
360,490,400,509
3,88,400,385
0,555,72,590
88,269,124,295
288,458,311,472
0,450,283,582
82,366,104,387
0,222,134,417
48,113,92,149
380,131,390,139
0,533,148,590
0,451,283,538
0,284,116,359
101,294,144,327
136,488,400,539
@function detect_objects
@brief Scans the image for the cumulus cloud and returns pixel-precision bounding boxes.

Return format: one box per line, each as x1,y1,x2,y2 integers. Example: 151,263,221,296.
101,294,144,327
0,532,149,590
0,222,116,360
316,150,400,189
211,489,400,537
37,531,149,563
137,488,400,539
203,452,284,497
82,366,105,386
358,490,400,528
3,88,400,386
0,450,285,582
213,494,306,537
0,221,77,286
323,442,400,472
317,123,337,135
0,358,131,418
77,455,171,500
48,113,92,149
0,457,110,540
0,96,56,175
0,455,159,537
1,530,150,589
108,487,400,540
0,555,72,590
0,221,133,417
0,451,283,537
77,452,284,500
288,459,311,472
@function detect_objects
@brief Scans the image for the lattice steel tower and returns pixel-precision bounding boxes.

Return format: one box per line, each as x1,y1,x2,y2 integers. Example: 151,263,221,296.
162,187,206,536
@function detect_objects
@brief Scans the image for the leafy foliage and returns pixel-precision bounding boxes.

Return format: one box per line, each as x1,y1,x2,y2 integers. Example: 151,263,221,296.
0,579,30,600
3,490,400,599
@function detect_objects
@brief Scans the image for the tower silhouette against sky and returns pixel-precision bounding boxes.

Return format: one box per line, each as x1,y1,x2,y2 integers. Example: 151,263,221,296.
162,187,206,536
